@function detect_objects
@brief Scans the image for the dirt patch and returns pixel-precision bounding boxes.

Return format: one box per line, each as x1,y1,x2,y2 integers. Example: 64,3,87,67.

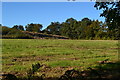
110,48,120,49
12,56,51,62
5,63,15,66
59,57,80,61
36,45,61,48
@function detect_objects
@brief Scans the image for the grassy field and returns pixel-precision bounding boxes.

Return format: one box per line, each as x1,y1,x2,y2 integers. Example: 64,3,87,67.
2,39,118,78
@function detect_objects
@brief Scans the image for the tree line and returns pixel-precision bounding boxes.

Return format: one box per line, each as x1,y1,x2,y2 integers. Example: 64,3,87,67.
1,17,118,40
44,18,111,40
1,23,43,39
1,2,119,40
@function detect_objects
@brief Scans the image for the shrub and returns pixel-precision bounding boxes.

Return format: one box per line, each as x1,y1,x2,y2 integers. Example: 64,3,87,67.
2,26,11,35
27,63,41,78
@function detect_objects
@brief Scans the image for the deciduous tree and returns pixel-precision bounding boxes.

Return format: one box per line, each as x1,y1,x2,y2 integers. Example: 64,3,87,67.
94,2,120,39
25,23,43,32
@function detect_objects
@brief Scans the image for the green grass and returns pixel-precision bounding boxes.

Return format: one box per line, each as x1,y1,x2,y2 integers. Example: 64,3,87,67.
2,39,118,76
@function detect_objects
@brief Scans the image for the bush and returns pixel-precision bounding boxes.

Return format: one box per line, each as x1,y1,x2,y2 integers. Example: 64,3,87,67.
2,26,11,35
2,28,33,39
27,63,41,75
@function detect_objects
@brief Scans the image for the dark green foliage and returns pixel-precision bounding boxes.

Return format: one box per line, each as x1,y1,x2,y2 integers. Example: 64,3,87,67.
45,22,61,35
2,16,118,40
0,24,2,27
25,23,43,32
27,63,41,76
94,2,120,29
12,25,24,31
7,28,21,35
7,29,32,39
27,63,41,79
2,26,33,39
1,2,119,40
60,18,79,39
32,63,41,74
42,17,118,40
2,26,11,35
94,2,120,40
51,17,110,39
78,18,92,39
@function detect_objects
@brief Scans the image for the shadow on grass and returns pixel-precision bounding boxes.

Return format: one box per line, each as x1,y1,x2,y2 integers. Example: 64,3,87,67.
84,61,120,80
2,74,59,80
2,61,120,80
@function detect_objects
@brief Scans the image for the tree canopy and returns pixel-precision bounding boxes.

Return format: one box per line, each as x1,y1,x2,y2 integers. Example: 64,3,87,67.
2,1,120,40
25,23,43,32
94,2,120,39
12,25,24,31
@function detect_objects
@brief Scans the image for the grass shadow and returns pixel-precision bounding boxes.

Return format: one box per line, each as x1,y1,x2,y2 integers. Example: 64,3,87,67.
2,60,120,80
59,60,120,80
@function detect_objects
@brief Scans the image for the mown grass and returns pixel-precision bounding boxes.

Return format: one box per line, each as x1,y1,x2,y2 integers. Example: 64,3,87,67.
2,39,118,77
